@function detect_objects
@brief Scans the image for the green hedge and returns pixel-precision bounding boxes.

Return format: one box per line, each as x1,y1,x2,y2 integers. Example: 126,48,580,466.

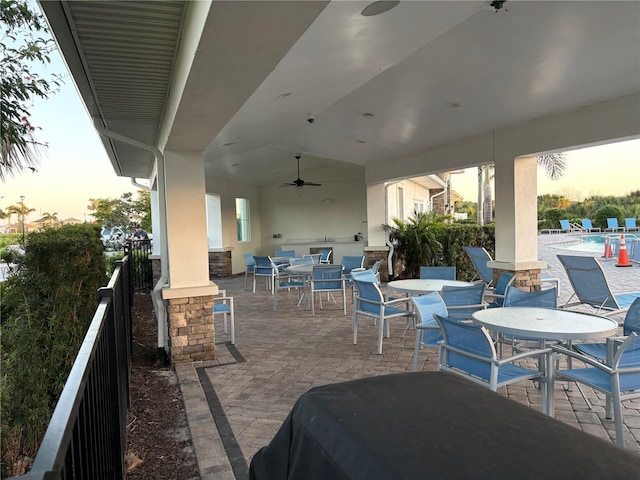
1,224,108,474
433,223,495,281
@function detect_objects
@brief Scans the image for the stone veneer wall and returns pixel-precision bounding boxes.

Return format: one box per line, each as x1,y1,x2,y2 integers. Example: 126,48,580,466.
492,268,542,292
209,250,232,278
166,295,215,363
364,248,390,282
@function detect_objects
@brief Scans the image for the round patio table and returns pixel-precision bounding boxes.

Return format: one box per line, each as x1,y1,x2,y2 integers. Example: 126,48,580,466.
386,279,472,295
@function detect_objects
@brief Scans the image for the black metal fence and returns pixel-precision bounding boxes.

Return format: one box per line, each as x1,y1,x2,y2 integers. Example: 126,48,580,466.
8,256,134,480
125,239,153,291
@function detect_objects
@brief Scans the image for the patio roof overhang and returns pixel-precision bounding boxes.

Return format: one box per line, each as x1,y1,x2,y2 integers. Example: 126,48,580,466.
40,1,640,186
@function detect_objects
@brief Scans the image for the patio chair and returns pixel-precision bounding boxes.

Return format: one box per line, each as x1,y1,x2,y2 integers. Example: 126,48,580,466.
581,219,601,232
303,253,322,264
341,255,365,276
559,219,581,233
310,264,346,316
462,246,494,285
213,290,235,344
370,259,383,282
433,314,549,405
557,254,640,316
342,255,366,300
351,272,414,355
273,266,306,311
319,249,332,264
243,253,256,290
411,292,448,371
419,266,456,280
574,297,640,362
605,218,624,232
253,255,277,293
440,282,487,322
500,286,558,353
625,218,639,232
464,245,558,293
275,249,296,258
290,256,314,266
484,272,515,308
551,333,640,447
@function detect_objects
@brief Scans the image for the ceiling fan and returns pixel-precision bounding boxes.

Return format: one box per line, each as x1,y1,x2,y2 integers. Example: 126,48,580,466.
280,155,321,188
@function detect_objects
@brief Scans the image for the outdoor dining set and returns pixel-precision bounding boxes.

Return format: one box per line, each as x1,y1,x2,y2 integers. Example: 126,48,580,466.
232,245,640,449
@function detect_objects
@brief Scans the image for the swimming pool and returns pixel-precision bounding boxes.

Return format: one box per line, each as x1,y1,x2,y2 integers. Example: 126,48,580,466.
552,234,640,256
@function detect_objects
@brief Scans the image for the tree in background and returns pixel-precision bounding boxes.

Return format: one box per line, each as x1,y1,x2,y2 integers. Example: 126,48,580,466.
87,190,152,231
477,153,567,225
1,0,62,180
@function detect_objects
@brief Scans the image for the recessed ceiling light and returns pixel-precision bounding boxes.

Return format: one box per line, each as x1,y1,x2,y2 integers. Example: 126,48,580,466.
446,102,461,108
277,92,293,98
222,141,237,147
363,112,375,118
356,139,366,144
361,1,399,17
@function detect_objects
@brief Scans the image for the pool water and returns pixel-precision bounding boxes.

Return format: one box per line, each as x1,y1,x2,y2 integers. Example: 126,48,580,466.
552,234,640,255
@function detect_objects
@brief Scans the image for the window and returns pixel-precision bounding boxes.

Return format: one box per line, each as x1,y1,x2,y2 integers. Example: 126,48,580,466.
414,200,424,214
397,187,404,219
235,198,251,242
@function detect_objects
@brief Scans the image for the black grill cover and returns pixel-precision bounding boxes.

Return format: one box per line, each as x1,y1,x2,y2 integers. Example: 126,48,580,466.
249,372,640,480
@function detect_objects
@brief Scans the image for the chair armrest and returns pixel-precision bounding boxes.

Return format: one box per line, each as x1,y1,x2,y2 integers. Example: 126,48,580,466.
497,347,551,367
551,345,612,371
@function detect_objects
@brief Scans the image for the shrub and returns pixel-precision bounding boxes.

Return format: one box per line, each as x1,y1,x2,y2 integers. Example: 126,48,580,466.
1,224,107,475
593,205,624,230
435,223,495,281
541,208,567,230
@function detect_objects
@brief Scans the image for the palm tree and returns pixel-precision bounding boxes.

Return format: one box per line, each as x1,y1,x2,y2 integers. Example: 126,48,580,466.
477,153,567,224
41,211,59,229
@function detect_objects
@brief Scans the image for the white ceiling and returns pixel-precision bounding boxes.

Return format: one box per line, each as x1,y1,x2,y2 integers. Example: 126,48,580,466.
42,1,640,186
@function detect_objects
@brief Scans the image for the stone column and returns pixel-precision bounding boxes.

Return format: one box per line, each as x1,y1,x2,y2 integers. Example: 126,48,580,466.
166,294,215,363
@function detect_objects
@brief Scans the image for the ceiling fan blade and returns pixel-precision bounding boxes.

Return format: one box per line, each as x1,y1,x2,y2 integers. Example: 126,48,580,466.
302,182,322,186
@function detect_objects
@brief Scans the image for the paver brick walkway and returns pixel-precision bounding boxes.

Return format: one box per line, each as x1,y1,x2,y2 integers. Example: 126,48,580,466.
177,233,640,480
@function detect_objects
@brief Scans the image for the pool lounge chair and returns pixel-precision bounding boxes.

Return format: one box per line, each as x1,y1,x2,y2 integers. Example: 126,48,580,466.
605,218,624,232
581,219,601,232
557,254,640,316
625,218,639,232
559,219,582,233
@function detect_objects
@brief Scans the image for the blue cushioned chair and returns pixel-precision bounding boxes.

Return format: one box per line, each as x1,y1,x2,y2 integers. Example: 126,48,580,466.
411,292,448,371
243,253,256,290
310,265,346,316
273,266,305,311
574,297,640,362
352,271,414,355
434,314,549,411
253,255,277,293
419,266,456,280
213,290,235,344
319,249,332,264
440,282,487,322
551,333,640,447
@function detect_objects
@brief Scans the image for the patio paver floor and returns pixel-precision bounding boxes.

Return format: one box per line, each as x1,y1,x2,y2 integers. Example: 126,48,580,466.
176,233,640,480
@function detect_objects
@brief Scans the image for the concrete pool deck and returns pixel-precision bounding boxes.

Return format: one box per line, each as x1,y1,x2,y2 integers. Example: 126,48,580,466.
176,234,640,480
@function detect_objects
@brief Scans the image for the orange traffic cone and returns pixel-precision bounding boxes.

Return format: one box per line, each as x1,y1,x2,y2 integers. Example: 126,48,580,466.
602,237,613,258
616,234,632,267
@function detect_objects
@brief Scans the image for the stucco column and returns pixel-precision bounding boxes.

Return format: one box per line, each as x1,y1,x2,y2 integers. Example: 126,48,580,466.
490,153,546,287
365,182,391,281
161,150,218,363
